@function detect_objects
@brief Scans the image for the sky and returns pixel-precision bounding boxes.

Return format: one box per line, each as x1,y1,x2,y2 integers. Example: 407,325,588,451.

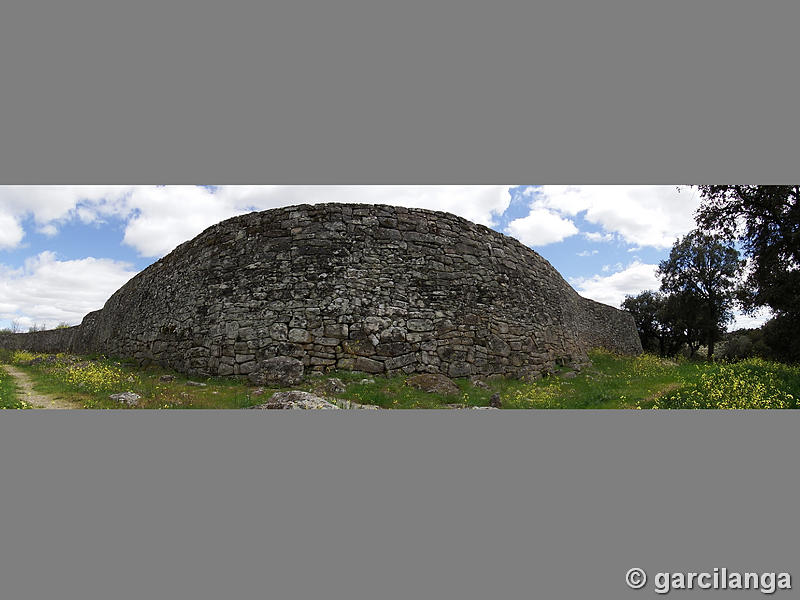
0,185,771,332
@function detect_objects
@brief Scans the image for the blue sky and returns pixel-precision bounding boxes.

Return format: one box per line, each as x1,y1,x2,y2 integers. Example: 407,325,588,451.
0,185,771,331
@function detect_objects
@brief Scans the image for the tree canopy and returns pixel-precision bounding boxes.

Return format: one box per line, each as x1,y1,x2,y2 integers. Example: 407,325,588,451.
696,185,800,361
621,290,663,353
622,290,700,357
656,230,743,359
696,185,800,316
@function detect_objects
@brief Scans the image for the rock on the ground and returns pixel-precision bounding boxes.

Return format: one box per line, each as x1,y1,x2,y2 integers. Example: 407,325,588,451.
110,391,141,406
333,398,381,410
248,356,304,386
470,377,489,389
406,373,460,395
560,371,577,379
186,381,207,387
520,369,543,383
250,390,340,410
323,377,347,394
489,393,502,408
159,375,175,382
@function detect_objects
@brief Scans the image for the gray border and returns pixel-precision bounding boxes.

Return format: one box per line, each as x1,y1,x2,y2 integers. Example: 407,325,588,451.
1,412,798,600
0,1,798,183
2,1,800,599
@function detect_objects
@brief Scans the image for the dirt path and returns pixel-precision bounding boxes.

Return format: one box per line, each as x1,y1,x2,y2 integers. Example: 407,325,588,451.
2,365,80,409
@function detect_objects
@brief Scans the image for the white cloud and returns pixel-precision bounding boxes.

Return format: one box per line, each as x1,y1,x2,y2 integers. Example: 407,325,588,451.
120,186,244,257
577,249,598,257
0,186,134,248
0,252,139,329
570,261,661,308
0,185,132,223
0,185,512,257
0,213,25,248
37,224,59,237
584,231,615,243
505,208,579,246
525,185,699,249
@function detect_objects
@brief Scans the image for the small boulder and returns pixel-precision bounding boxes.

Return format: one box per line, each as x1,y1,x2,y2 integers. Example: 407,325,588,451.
159,375,176,382
186,381,207,387
359,378,375,385
250,390,339,410
406,373,460,396
561,371,577,379
519,369,543,383
489,393,502,408
333,398,382,409
110,392,141,406
470,377,489,390
248,356,305,387
323,377,347,394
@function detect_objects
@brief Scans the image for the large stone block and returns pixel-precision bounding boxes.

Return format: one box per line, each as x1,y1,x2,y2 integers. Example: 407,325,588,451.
353,357,385,374
248,356,305,386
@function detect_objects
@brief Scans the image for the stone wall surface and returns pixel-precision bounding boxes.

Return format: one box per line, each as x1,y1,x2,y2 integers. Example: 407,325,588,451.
0,327,79,354
1,203,642,378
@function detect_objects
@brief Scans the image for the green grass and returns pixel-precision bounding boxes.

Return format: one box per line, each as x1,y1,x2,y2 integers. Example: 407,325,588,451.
0,347,797,409
653,358,799,409
0,364,32,409
503,350,800,409
0,349,265,409
501,350,689,409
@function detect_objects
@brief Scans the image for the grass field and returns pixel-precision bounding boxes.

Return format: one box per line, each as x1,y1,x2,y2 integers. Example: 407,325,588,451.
0,348,797,409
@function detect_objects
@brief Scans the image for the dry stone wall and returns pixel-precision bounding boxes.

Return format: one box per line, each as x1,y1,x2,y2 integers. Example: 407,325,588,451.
0,327,79,354
1,203,642,378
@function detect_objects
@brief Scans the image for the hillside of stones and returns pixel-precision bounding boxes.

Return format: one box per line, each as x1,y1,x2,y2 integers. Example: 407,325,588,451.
0,203,642,383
